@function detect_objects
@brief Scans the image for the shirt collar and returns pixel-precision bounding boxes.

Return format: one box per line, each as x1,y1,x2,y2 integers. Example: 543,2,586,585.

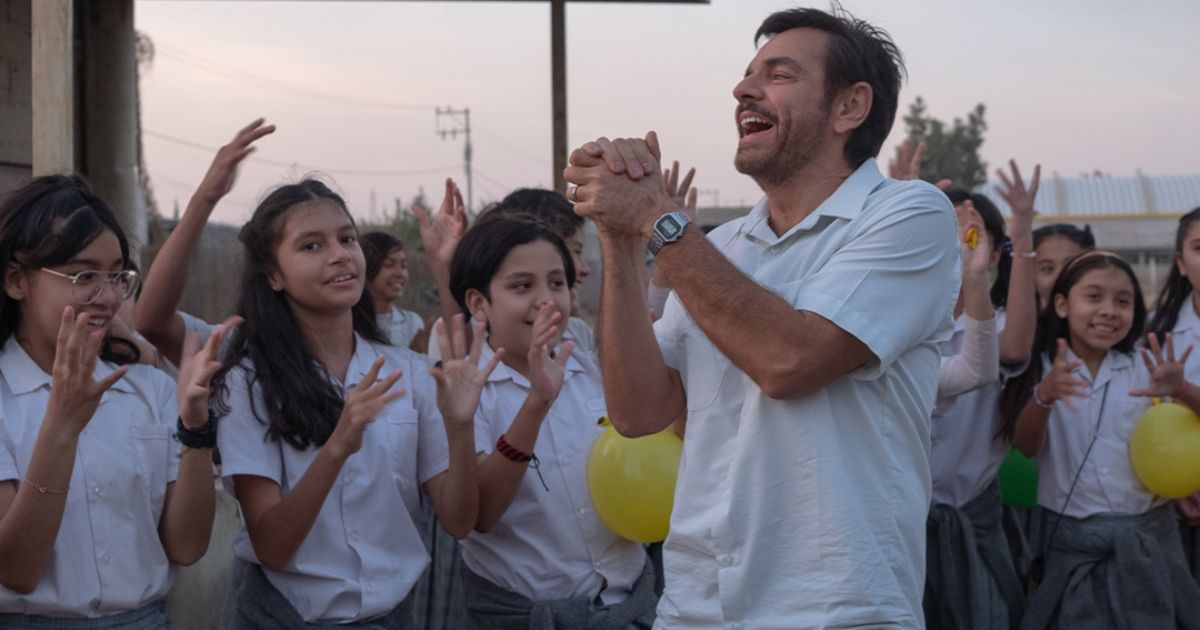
0,335,136,395
1063,345,1135,387
1174,293,1200,334
740,158,885,245
481,337,587,389
343,333,383,389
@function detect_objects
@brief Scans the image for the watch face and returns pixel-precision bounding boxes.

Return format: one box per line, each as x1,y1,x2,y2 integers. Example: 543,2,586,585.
659,215,682,239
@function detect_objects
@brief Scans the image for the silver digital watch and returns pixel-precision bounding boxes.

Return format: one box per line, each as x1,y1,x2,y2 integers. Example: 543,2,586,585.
646,211,692,256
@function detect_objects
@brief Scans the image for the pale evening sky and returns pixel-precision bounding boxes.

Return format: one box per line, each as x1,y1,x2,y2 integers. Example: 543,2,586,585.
135,0,1200,226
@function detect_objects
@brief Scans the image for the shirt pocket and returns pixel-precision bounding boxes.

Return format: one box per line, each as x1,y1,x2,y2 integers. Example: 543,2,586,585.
131,423,172,517
384,407,421,493
1113,396,1150,444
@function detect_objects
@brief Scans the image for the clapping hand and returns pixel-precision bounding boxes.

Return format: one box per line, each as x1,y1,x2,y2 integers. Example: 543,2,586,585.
429,314,504,429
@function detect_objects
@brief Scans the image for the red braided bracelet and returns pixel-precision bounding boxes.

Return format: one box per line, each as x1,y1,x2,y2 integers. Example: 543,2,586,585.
496,434,532,463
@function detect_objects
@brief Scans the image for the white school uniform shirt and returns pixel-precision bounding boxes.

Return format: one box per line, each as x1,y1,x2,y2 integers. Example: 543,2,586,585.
1036,348,1160,519
0,336,181,618
930,310,1025,507
1169,294,1200,385
651,159,959,630
217,335,450,624
377,305,425,349
459,343,646,604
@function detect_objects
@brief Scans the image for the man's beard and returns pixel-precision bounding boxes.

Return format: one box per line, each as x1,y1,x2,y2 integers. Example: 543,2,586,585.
735,106,830,190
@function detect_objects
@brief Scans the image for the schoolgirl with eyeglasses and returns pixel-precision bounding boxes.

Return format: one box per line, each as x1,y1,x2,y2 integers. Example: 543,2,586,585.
0,175,232,628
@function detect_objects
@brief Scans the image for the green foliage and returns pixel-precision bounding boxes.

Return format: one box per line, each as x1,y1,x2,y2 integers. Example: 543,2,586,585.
903,96,988,189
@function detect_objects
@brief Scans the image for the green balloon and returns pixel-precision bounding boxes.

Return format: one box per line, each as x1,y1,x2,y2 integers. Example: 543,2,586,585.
997,448,1038,507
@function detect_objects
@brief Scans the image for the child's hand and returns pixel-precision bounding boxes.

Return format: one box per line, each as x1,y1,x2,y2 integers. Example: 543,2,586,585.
414,178,467,273
957,202,991,284
662,160,698,221
1130,332,1194,398
44,307,130,435
430,315,503,430
194,119,274,206
527,302,574,405
995,159,1040,232
327,357,405,460
1036,339,1089,411
1178,492,1200,527
176,316,241,429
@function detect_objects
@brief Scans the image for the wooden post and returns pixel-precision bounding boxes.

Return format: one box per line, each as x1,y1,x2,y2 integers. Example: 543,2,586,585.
551,0,567,192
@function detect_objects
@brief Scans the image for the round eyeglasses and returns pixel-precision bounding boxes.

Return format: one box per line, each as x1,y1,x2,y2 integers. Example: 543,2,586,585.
38,268,141,304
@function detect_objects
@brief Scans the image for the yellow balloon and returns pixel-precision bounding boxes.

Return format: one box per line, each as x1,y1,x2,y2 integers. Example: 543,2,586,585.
1129,401,1200,498
587,417,682,543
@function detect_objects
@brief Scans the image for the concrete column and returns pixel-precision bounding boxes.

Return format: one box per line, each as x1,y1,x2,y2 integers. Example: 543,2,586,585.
83,0,145,248
0,0,33,197
31,0,75,176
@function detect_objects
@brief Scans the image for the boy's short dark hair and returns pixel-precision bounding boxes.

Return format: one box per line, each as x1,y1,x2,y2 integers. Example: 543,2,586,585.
479,188,584,240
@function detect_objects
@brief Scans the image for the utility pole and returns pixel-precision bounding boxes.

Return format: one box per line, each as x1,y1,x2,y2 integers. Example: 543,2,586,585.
550,0,567,192
436,106,473,214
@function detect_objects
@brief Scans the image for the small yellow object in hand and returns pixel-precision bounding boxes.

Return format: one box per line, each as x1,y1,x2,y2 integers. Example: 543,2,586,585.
964,227,979,250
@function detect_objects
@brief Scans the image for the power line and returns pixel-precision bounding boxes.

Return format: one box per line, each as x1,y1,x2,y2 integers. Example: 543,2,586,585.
144,129,459,178
152,43,557,174
473,123,547,165
473,168,514,194
154,43,436,111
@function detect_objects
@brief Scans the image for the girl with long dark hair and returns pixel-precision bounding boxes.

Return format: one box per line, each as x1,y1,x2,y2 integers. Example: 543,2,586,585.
214,179,495,628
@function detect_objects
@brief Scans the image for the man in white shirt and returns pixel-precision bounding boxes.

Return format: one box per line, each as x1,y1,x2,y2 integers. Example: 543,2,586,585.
564,7,958,629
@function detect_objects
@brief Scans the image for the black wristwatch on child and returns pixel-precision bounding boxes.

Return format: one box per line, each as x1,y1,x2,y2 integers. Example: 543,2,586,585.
176,412,217,449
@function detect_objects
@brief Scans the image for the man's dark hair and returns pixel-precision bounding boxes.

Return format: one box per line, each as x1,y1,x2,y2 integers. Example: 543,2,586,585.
755,6,905,167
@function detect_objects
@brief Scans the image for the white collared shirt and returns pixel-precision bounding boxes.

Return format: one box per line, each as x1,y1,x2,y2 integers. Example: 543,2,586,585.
1036,348,1159,519
930,310,1023,507
459,344,646,603
1169,293,1200,386
0,336,181,618
217,335,449,624
377,305,424,349
651,159,958,629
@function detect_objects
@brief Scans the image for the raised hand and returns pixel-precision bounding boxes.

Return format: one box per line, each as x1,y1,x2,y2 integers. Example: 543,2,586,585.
327,357,405,459
177,315,241,428
45,307,130,434
1130,332,1195,398
887,138,925,181
957,202,992,282
526,302,574,405
995,159,1041,231
565,132,671,240
662,161,698,221
414,178,467,272
194,119,275,206
1036,339,1089,411
429,315,504,429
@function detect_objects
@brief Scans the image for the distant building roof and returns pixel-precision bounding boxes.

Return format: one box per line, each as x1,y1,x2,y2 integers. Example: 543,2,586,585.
696,173,1200,228
978,172,1200,218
